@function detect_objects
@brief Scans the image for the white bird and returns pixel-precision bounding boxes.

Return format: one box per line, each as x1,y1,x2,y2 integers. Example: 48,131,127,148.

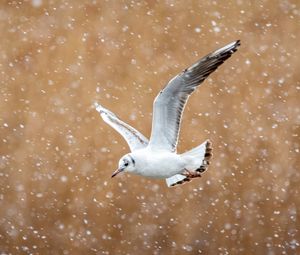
95,40,240,187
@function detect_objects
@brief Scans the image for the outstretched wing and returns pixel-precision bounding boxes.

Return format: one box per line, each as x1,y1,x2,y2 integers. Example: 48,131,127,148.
149,40,240,151
95,103,148,151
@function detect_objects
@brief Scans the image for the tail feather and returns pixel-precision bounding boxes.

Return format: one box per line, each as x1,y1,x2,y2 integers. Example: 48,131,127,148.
165,140,213,187
166,174,190,187
195,140,212,173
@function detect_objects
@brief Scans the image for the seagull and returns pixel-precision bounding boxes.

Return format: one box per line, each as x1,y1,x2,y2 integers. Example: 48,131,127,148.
95,40,240,187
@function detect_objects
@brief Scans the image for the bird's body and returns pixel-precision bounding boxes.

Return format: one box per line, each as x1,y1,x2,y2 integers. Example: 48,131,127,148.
95,40,240,187
129,148,185,178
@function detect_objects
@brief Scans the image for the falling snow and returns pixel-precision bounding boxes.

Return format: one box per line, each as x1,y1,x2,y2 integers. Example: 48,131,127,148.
0,1,299,255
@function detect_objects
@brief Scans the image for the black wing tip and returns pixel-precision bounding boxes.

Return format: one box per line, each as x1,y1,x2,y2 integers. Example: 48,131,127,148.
230,39,241,48
235,39,241,47
214,40,241,55
231,40,241,52
188,40,240,68
231,39,241,52
181,40,241,84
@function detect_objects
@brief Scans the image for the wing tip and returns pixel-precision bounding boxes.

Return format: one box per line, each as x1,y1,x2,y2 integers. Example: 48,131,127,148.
227,39,241,49
212,39,241,56
94,102,104,113
94,102,117,119
232,39,241,51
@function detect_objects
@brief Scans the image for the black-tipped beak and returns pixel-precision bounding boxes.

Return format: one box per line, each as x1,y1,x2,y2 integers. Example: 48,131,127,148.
111,168,124,178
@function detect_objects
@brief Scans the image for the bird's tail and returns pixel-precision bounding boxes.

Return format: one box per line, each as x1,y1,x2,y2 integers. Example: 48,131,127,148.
182,140,213,172
165,140,213,187
166,174,189,187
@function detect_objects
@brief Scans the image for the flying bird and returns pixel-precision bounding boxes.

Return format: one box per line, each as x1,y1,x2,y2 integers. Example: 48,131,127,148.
95,40,240,187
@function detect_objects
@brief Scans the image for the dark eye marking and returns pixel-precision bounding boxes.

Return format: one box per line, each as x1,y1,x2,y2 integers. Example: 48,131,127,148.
128,155,135,166
124,162,129,167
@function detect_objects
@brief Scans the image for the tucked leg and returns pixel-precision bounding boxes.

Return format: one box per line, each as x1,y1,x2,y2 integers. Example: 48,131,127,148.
183,169,202,178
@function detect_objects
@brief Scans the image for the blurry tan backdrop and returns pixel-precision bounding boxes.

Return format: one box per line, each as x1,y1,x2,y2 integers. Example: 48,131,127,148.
0,0,299,254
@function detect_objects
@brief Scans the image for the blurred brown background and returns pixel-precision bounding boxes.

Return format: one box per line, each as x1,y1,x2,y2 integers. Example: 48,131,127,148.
0,0,299,254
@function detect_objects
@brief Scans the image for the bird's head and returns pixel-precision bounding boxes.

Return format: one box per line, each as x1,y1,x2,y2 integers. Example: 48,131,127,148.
111,153,136,178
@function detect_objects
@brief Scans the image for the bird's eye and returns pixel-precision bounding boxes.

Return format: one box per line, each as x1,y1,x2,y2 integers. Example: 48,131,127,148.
124,162,129,167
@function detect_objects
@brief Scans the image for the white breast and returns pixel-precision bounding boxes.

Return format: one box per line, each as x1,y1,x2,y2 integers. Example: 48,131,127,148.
132,149,185,178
